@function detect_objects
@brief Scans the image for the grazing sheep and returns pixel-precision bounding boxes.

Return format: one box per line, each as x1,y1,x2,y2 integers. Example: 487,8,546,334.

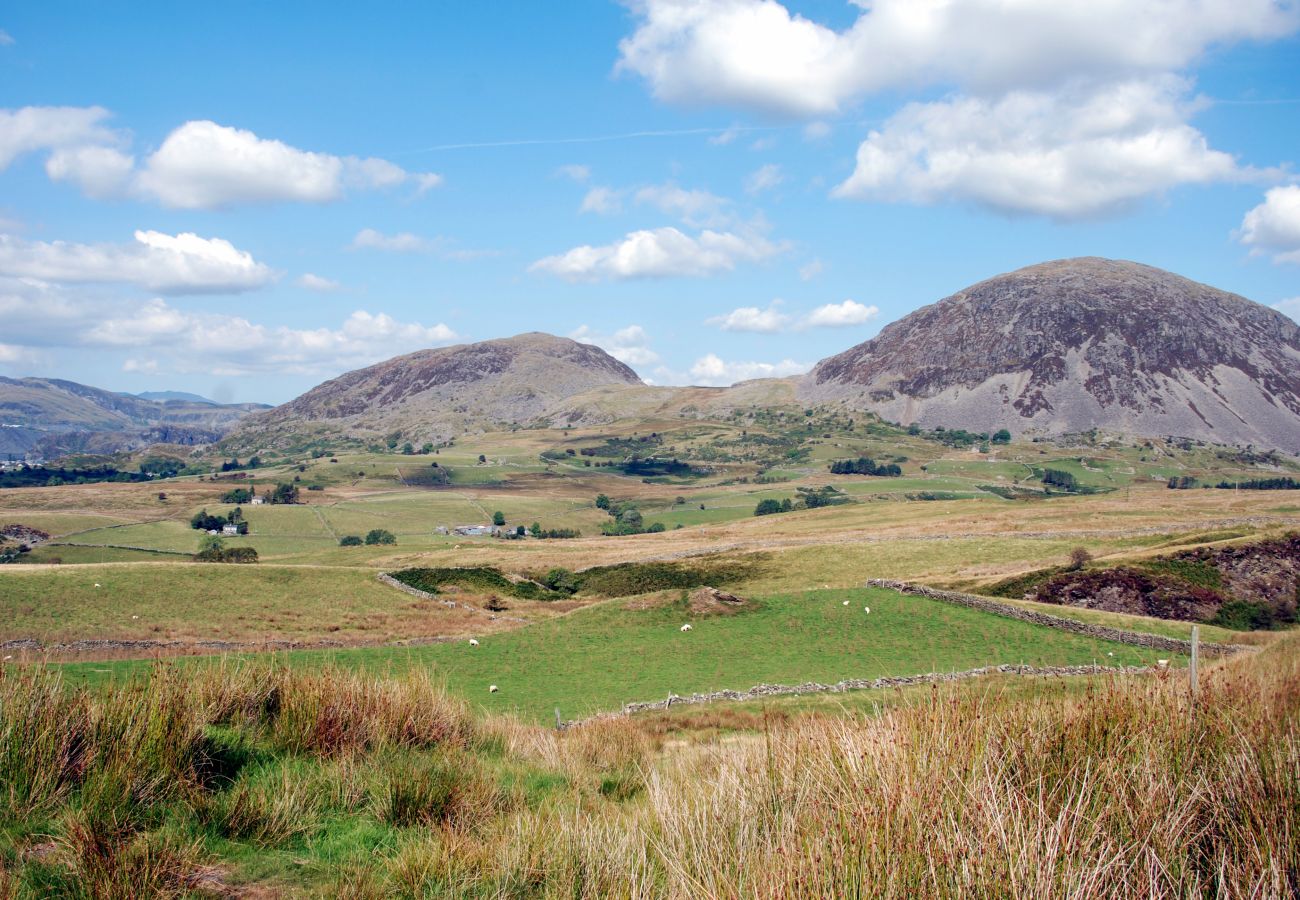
94,583,101,588
863,606,870,614
680,623,693,632
489,684,499,693
1157,659,1170,668
842,600,850,606
468,639,480,647
131,615,138,620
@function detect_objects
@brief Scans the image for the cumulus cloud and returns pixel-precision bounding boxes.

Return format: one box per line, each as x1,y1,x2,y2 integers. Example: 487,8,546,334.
744,163,783,194
530,226,784,281
805,299,878,327
2,109,442,208
634,183,732,226
617,0,1297,117
833,78,1241,218
44,145,136,198
688,353,809,386
297,273,342,292
133,121,442,208
618,1,1293,218
709,297,878,331
1239,186,1300,264
0,105,118,169
0,230,275,294
570,324,661,367
707,302,791,333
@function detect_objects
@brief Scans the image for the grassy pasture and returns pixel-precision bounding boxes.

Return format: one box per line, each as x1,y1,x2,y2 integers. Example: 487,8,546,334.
55,587,1182,723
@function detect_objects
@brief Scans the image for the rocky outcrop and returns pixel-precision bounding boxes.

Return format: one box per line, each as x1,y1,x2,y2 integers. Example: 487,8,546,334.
1030,567,1224,622
687,586,747,615
802,258,1300,450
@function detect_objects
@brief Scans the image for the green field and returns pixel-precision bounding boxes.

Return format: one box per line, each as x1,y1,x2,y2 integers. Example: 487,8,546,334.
59,587,1180,723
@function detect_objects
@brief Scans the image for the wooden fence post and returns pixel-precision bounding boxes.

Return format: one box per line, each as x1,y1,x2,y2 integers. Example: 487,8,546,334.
1189,625,1199,711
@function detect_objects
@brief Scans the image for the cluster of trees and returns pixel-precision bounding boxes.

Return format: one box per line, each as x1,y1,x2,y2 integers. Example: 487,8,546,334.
138,456,186,477
597,501,666,536
828,457,903,477
1041,468,1079,491
220,456,261,472
754,498,794,516
266,482,300,504
221,487,255,504
190,507,248,534
1215,477,1300,491
1167,476,1199,490
753,485,852,517
0,465,154,489
528,523,581,539
194,535,257,563
339,529,397,546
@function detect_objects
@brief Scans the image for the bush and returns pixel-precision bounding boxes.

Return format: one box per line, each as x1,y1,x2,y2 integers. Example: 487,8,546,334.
339,535,363,547
1210,599,1274,631
754,499,783,516
1067,547,1092,571
365,529,397,546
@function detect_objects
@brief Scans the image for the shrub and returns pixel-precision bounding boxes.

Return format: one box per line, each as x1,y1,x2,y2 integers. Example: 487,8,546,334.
754,499,783,516
1067,547,1092,571
1210,599,1274,631
365,529,397,546
339,535,363,547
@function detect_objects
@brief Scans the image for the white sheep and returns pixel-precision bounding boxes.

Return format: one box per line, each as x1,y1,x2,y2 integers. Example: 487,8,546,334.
94,583,101,588
131,615,138,620
468,638,480,647
489,684,499,693
863,606,871,614
680,623,693,632
842,600,850,606
1157,659,1170,668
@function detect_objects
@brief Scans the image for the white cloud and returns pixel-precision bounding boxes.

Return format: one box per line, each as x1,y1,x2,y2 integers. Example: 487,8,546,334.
707,302,791,333
1,110,443,209
634,183,731,226
297,273,342,292
0,342,37,368
133,120,441,209
556,164,591,182
0,105,118,169
122,358,159,374
90,304,458,375
530,226,785,281
709,125,743,145
744,163,783,194
618,0,1297,117
805,299,878,327
0,30,13,46
44,145,136,198
570,324,660,367
0,230,275,294
798,258,824,281
349,228,492,260
1240,186,1300,264
708,297,878,332
1272,297,1300,320
833,77,1242,219
688,353,809,386
580,186,624,215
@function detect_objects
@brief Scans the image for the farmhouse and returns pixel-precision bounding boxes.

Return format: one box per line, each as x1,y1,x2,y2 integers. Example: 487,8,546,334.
222,523,240,536
453,524,499,537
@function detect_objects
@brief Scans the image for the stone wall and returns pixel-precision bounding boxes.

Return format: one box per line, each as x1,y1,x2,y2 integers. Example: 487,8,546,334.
376,573,527,623
561,662,1154,729
867,578,1251,657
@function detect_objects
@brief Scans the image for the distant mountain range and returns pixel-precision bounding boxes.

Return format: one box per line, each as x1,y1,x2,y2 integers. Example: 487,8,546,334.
135,390,219,405
0,377,268,458
9,258,1300,458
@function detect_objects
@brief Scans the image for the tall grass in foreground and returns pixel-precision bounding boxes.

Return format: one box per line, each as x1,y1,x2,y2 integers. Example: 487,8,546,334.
1,640,1297,897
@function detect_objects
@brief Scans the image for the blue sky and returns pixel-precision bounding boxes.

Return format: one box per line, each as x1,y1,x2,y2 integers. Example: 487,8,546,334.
1,1,1299,404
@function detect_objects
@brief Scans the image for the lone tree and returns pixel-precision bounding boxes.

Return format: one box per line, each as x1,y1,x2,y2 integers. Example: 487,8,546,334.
595,494,610,510
365,529,397,545
492,511,506,527
339,535,363,546
1067,547,1092,571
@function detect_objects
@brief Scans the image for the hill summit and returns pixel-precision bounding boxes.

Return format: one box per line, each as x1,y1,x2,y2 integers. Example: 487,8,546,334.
237,332,644,446
802,258,1300,451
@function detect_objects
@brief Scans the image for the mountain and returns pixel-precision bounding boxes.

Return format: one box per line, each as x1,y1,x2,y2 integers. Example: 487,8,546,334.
232,332,645,447
136,390,218,404
801,258,1300,451
0,377,268,458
